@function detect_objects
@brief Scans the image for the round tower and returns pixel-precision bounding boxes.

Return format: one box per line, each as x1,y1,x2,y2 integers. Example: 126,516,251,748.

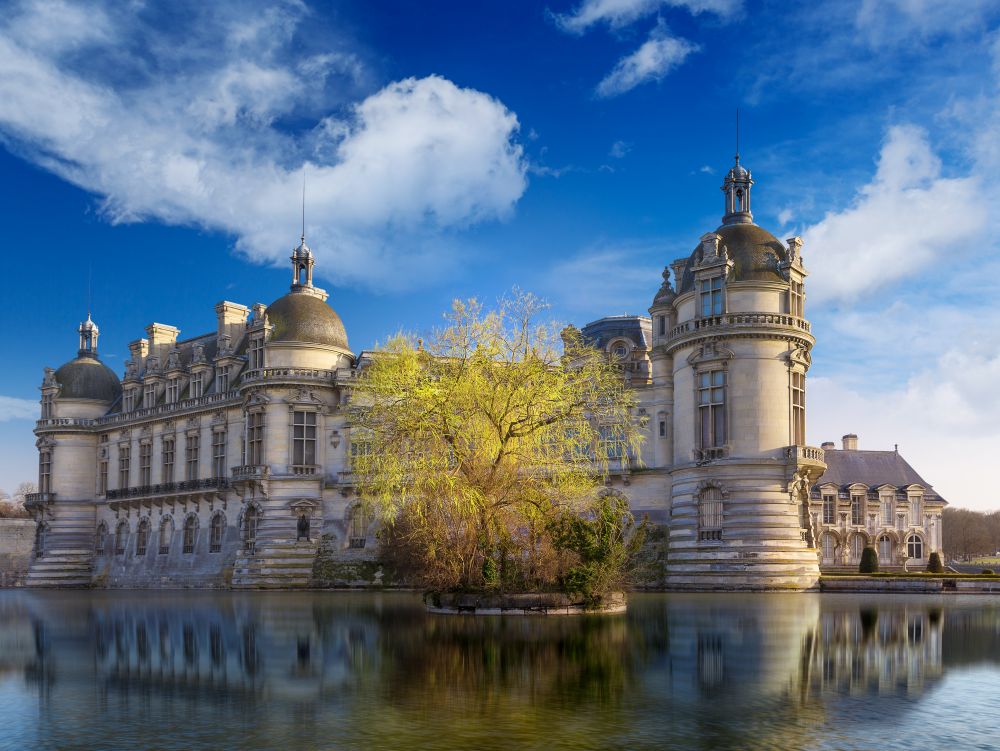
660,154,826,590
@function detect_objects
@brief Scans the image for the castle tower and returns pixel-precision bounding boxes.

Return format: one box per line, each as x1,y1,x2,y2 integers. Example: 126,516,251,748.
657,155,826,590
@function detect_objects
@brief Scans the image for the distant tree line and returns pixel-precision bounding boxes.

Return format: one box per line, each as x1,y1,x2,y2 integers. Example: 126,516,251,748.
0,481,35,519
943,507,1000,560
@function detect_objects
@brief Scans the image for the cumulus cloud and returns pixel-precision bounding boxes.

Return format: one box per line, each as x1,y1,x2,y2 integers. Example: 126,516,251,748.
0,0,528,290
802,125,986,303
0,397,38,422
609,140,632,158
595,24,698,97
554,0,741,34
543,246,661,316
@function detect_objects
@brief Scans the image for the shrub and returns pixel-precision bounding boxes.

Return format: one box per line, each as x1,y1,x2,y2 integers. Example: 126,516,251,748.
927,552,944,574
982,569,995,575
859,546,879,574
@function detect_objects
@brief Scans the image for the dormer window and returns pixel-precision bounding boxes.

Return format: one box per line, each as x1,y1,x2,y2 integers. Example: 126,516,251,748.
166,378,179,404
612,344,628,360
699,277,723,317
190,371,204,399
144,383,156,408
217,365,230,392
249,335,265,370
123,388,138,413
789,280,804,317
41,393,53,419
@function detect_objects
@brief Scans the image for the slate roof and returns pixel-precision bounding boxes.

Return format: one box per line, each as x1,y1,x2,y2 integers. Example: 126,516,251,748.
580,315,652,350
677,223,788,294
814,449,946,503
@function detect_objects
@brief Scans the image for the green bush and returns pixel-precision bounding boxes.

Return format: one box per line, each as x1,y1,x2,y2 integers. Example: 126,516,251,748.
859,546,879,574
982,569,995,575
927,552,944,574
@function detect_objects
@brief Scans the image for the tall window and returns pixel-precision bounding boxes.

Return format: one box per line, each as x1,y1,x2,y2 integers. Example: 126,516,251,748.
144,383,156,408
699,276,723,317
698,487,724,541
247,411,265,465
791,372,805,446
243,506,259,553
118,445,130,489
95,523,108,555
136,519,149,556
249,335,264,370
292,411,317,465
210,513,224,553
185,433,200,481
851,494,864,526
822,494,836,525
98,461,108,495
159,518,171,554
789,280,804,317
217,365,230,392
38,450,52,493
598,425,625,460
850,534,865,563
115,520,128,555
41,393,53,418
877,533,893,563
821,532,836,563
166,378,179,404
698,370,726,449
183,516,197,554
910,496,922,526
162,437,175,483
190,371,204,399
907,534,923,560
349,506,368,548
139,443,152,486
212,430,227,478
657,316,665,336
124,388,138,412
881,495,894,527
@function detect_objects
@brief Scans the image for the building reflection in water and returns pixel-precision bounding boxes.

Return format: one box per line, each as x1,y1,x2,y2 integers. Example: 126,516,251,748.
0,591,993,750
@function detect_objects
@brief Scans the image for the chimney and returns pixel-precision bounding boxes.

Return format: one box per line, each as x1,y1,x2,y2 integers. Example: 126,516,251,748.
215,301,250,342
842,433,858,451
821,441,835,450
145,323,180,362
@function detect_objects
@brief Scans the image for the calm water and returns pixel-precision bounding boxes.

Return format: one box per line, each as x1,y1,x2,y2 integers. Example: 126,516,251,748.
1,591,999,751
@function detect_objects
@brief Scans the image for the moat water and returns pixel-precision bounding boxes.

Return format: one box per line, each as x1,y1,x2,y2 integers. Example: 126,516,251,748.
1,591,998,751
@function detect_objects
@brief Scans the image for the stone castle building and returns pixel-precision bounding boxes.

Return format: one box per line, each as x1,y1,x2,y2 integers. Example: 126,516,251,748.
24,154,945,589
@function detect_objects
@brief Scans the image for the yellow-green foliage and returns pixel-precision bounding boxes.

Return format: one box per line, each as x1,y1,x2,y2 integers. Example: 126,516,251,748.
350,291,646,594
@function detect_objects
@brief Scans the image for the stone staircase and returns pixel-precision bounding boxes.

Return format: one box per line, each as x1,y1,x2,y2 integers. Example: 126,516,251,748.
232,539,318,589
24,548,93,588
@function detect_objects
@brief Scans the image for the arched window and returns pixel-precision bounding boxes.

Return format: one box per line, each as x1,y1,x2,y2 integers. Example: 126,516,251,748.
35,522,47,559
159,517,172,554
136,519,150,556
821,532,836,564
349,505,368,548
850,533,865,563
243,505,259,553
906,534,923,560
183,516,198,554
95,523,108,555
115,521,128,556
698,487,723,542
877,534,893,563
210,513,224,553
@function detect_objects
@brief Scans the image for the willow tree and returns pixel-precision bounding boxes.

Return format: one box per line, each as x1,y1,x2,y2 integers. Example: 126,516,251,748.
349,292,646,597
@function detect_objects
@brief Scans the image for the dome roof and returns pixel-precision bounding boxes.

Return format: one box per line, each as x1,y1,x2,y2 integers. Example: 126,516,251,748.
266,291,349,350
54,356,122,402
677,223,787,294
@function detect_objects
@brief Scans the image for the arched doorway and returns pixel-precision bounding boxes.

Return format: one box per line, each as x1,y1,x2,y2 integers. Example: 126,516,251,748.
877,533,894,564
821,532,836,564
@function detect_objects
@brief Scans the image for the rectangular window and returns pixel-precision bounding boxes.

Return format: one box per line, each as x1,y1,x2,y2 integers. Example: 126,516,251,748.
217,365,230,393
144,383,156,408
659,420,667,438
597,425,625,460
166,378,179,404
249,336,264,370
910,497,922,526
212,430,227,478
118,445,130,489
190,371,204,399
789,280,804,317
791,371,805,446
698,370,726,449
292,411,317,466
41,394,53,418
699,276,723,317
698,488,724,541
851,494,864,526
881,496,894,527
98,460,108,495
657,315,665,336
38,451,52,494
123,389,138,412
162,438,175,483
139,443,152,486
247,411,265,465
823,494,836,525
185,434,200,481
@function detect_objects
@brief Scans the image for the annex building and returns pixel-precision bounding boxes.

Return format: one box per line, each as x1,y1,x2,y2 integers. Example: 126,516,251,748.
24,155,946,589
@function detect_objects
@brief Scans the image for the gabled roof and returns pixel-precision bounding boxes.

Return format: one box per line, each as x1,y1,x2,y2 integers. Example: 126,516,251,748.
813,449,946,503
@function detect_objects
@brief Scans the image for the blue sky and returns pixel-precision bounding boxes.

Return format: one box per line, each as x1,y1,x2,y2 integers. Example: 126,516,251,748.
1,0,999,508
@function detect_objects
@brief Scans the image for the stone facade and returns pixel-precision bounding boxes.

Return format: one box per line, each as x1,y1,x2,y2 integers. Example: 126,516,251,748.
24,156,944,590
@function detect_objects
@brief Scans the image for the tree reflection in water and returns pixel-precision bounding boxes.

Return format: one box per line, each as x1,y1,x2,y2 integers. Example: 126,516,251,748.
0,592,998,750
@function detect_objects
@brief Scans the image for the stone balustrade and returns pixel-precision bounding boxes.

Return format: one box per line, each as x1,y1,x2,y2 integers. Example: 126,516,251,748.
669,312,811,340
785,445,826,464
24,492,55,508
98,390,239,426
288,464,320,476
240,367,339,385
232,464,270,480
105,477,229,500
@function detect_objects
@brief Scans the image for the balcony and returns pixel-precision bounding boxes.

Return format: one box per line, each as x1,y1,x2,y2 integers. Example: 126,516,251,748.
231,465,270,481
105,478,229,500
35,417,97,430
668,312,811,341
694,447,728,462
24,492,55,508
289,464,320,476
98,390,240,427
785,445,826,466
240,368,338,386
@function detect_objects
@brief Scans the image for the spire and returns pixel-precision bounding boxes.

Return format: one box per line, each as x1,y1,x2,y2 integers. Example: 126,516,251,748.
290,172,315,292
78,312,99,358
720,112,753,225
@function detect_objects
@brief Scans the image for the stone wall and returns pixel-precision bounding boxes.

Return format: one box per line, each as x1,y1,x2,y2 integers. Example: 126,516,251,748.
0,519,37,587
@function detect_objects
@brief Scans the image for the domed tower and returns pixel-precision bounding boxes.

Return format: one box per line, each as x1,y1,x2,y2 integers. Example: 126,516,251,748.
26,314,122,587
657,154,827,590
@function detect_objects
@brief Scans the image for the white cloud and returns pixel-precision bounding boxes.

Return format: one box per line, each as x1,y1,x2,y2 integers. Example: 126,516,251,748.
609,140,631,158
543,246,661,315
555,0,740,34
855,0,999,47
0,397,37,422
0,0,528,290
595,25,698,97
801,125,986,304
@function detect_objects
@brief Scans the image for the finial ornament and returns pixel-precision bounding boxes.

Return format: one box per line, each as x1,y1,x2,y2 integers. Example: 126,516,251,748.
78,312,100,358
720,115,754,226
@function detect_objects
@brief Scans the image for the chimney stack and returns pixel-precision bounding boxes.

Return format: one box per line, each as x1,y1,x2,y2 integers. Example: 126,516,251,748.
215,301,250,342
842,433,858,451
821,441,835,450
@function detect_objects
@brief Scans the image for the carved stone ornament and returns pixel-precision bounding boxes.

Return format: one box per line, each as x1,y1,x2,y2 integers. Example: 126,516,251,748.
217,334,232,357
695,232,730,269
186,415,200,430
243,389,271,410
140,425,152,438
695,480,728,498
687,339,735,366
99,445,109,460
786,345,811,368
211,410,226,425
119,428,131,440
786,236,803,265
125,359,138,378
42,367,58,388
35,436,56,450
287,388,325,407
192,344,206,364
166,349,182,370
670,258,688,292
146,356,160,374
